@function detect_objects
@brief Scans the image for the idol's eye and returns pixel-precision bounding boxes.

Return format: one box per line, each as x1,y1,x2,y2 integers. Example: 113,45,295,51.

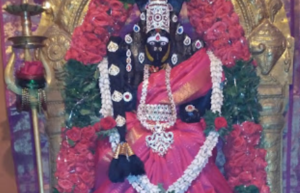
160,41,167,46
149,41,155,46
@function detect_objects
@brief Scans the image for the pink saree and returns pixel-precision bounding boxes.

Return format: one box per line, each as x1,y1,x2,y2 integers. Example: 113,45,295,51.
94,49,232,193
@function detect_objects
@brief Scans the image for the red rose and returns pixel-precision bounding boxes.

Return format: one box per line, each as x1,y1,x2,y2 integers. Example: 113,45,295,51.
87,152,94,161
254,157,268,170
66,127,81,142
93,121,102,131
205,22,228,41
214,117,228,130
69,173,79,184
227,166,242,177
100,116,117,130
255,148,267,158
87,161,95,168
57,179,73,192
252,179,264,189
81,126,96,140
55,168,70,179
242,161,255,173
248,133,261,146
66,148,77,163
74,182,89,193
230,152,248,167
238,171,252,184
242,121,259,136
79,171,94,185
76,165,88,174
260,185,270,193
253,170,267,182
61,140,71,148
109,0,126,10
227,177,240,189
75,141,90,154
232,136,247,150
16,61,45,79
231,124,242,138
228,25,244,40
77,153,89,163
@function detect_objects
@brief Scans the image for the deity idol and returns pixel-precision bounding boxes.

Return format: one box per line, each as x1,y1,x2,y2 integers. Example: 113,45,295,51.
93,0,232,192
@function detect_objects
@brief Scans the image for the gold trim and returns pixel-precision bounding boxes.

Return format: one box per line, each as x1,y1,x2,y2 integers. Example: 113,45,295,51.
126,143,135,157
113,144,121,159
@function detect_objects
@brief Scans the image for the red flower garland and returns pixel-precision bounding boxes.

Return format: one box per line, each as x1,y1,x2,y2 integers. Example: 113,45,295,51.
186,0,251,67
55,122,104,193
65,0,132,65
223,121,270,193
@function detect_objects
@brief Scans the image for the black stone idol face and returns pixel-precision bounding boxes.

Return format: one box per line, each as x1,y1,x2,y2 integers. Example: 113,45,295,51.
145,29,170,67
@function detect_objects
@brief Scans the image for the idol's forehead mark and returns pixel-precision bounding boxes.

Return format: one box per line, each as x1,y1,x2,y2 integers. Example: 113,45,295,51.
147,33,169,43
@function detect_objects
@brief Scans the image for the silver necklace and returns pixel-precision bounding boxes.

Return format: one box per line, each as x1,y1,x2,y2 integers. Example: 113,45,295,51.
137,64,177,156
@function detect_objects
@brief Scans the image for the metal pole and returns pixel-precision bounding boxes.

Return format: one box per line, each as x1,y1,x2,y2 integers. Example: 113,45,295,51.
31,107,44,193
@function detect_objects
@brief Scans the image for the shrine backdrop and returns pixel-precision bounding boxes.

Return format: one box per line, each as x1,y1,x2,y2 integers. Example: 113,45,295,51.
0,0,299,193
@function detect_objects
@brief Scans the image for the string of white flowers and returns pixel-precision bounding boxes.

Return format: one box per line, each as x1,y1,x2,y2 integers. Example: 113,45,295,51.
98,57,113,117
207,51,224,114
98,58,120,150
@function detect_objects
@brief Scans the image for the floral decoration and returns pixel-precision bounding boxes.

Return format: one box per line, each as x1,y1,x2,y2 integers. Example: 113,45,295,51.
223,122,270,193
214,116,228,131
187,0,251,67
65,0,132,65
55,120,115,193
99,116,116,130
56,0,270,192
55,126,97,193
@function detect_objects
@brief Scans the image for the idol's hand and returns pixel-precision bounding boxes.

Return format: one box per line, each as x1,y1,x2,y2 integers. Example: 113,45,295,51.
179,105,201,123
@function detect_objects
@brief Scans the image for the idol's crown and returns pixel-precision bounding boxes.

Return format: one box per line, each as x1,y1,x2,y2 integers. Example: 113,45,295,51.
146,0,172,33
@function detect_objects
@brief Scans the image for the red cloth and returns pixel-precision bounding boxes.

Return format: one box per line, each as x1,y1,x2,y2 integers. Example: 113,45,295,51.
94,49,232,193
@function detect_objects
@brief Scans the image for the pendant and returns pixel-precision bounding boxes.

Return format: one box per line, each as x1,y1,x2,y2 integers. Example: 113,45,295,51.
145,126,174,156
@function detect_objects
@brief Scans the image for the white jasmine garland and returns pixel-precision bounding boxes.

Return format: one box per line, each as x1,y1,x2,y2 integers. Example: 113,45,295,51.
98,58,114,117
98,58,120,151
207,51,224,114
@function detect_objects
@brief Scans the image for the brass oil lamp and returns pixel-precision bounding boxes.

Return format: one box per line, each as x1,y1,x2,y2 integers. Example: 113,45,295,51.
4,0,53,192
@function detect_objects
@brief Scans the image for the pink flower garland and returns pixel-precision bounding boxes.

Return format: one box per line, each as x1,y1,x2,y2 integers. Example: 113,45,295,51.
65,0,132,65
186,0,251,67
223,121,270,193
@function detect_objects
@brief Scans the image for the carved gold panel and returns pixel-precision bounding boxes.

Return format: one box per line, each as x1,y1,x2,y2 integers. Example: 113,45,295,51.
232,0,294,193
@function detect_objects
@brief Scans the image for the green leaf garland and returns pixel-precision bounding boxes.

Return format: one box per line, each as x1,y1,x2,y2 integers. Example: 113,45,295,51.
62,60,101,128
